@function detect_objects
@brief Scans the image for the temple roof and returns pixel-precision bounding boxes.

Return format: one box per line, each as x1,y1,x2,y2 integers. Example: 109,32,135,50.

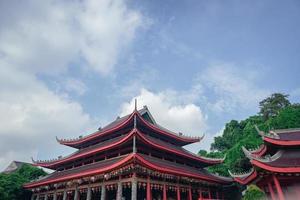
255,126,300,146
25,153,232,188
136,154,232,184
57,107,200,148
2,161,30,174
33,133,131,169
243,146,300,173
230,127,300,185
25,155,128,188
228,168,258,185
33,129,221,169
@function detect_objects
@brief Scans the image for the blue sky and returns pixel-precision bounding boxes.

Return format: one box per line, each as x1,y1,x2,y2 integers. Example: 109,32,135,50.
0,0,299,170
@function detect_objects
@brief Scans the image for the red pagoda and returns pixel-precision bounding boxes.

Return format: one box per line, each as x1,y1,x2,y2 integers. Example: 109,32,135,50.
229,126,300,200
24,103,233,200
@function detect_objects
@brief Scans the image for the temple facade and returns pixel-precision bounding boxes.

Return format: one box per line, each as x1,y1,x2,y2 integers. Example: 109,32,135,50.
24,104,233,200
229,126,300,200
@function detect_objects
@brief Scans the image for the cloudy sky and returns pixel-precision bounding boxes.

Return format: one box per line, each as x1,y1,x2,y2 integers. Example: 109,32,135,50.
0,0,300,170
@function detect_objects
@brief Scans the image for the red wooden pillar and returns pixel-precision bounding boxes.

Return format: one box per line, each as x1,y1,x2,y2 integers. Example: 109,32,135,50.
273,175,285,200
146,176,151,200
163,184,167,200
208,188,211,200
177,185,181,200
216,190,219,200
198,189,202,200
188,187,192,200
268,182,276,200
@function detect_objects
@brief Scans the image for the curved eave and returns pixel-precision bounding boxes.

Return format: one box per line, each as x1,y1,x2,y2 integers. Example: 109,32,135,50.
251,160,300,173
34,129,222,169
137,112,201,145
249,145,267,157
24,154,134,189
57,112,135,148
135,154,231,184
136,130,225,165
25,153,230,189
32,130,136,169
263,137,300,146
254,125,300,146
228,169,257,185
242,147,300,173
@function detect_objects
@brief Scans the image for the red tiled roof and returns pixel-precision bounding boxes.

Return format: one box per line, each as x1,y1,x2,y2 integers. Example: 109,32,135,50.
34,129,220,169
58,107,200,148
34,133,131,169
136,154,232,184
25,155,131,188
25,153,231,188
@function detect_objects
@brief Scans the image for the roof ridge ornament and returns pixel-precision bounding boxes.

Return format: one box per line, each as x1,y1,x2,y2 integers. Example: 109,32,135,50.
254,125,265,137
254,125,279,139
242,146,283,162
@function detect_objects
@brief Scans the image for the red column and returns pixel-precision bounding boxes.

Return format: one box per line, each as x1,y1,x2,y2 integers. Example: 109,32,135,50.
216,190,219,200
188,187,192,200
268,182,276,200
163,184,167,200
273,175,285,200
208,188,211,200
177,185,181,200
198,189,202,200
146,177,151,200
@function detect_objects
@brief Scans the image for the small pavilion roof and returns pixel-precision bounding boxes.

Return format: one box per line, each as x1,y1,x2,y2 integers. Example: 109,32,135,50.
242,146,300,173
33,129,219,169
255,126,300,146
228,168,258,185
25,153,231,188
57,107,200,148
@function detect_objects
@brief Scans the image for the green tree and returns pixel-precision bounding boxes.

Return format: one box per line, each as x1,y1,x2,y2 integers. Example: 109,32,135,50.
199,93,300,177
242,185,266,200
259,93,290,120
0,164,47,200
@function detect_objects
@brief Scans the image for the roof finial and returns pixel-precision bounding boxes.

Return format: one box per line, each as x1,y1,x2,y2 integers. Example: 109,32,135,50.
134,98,137,111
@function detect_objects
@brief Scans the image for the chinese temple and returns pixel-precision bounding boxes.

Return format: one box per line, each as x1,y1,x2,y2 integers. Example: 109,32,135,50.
229,126,300,200
24,103,233,200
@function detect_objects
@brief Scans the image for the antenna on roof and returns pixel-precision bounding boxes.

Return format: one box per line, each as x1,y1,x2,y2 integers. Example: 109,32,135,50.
134,98,137,111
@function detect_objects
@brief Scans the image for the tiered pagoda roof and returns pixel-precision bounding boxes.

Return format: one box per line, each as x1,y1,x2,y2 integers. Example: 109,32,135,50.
229,126,300,185
56,106,200,148
25,105,231,189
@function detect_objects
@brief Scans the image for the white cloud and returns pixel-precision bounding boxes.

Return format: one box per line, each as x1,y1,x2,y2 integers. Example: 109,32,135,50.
120,88,209,151
64,78,87,96
0,0,144,170
0,0,143,75
0,62,96,170
197,63,269,113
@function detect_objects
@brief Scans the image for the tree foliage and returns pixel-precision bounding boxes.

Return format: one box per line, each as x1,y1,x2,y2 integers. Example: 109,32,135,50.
259,93,290,120
242,185,266,200
0,164,47,200
200,93,300,177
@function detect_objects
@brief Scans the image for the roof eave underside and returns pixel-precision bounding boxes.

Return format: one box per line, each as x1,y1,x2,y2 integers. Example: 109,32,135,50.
34,129,222,169
25,153,232,188
243,147,300,173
